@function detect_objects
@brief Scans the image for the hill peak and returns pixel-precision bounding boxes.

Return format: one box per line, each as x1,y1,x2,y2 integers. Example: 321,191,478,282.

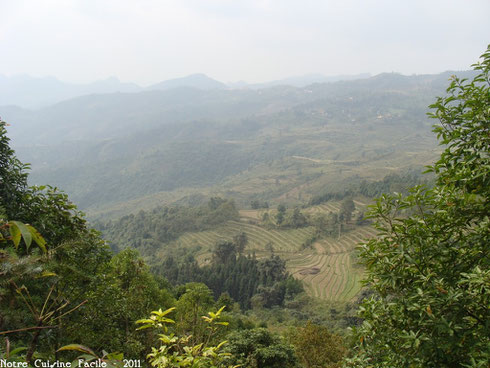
147,73,226,91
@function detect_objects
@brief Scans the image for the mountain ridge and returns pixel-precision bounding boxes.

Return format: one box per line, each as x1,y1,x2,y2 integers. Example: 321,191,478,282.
147,73,227,91
0,72,391,108
1,70,466,218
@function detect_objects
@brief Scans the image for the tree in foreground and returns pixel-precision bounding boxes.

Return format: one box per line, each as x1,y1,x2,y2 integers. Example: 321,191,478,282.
287,321,346,368
0,120,173,361
223,328,297,368
59,306,235,368
345,46,489,367
136,306,239,368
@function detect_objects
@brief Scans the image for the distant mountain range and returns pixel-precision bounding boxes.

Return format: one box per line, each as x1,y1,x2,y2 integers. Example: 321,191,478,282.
0,69,476,218
230,73,372,89
0,75,141,108
0,72,373,108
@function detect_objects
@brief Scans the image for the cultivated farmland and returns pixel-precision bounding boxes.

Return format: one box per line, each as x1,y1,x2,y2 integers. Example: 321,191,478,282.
286,226,378,301
162,206,378,302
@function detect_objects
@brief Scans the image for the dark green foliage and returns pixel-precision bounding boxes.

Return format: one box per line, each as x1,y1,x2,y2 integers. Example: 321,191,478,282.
286,208,308,228
0,120,112,360
346,46,490,367
174,283,216,344
270,206,309,229
287,321,346,368
340,198,355,223
0,120,175,361
309,191,352,206
212,241,236,264
157,244,298,310
0,120,86,246
18,186,89,247
310,212,341,237
233,232,248,254
0,121,28,217
340,198,354,215
358,171,429,198
66,249,174,359
224,328,297,368
275,204,286,225
300,234,317,250
265,241,274,254
215,292,235,312
275,211,284,225
254,284,286,309
281,277,304,300
203,254,299,309
61,141,255,209
309,171,426,206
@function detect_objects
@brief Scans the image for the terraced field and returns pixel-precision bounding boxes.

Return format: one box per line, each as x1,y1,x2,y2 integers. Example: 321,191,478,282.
306,198,371,216
164,219,317,263
238,209,266,221
287,226,378,302
163,206,379,302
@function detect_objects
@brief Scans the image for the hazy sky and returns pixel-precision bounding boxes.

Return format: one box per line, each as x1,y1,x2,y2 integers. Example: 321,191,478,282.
1,0,489,86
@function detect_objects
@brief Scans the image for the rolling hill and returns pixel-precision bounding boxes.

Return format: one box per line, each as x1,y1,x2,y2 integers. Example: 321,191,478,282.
1,70,475,218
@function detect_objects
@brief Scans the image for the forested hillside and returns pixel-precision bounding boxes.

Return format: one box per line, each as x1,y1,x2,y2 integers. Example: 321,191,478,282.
2,71,474,218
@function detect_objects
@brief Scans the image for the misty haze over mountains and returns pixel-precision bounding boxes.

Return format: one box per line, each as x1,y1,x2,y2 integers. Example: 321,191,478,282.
0,69,476,218
1,72,373,108
3,69,472,147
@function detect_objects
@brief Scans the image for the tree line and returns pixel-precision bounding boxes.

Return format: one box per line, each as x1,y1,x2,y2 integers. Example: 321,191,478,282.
155,236,303,309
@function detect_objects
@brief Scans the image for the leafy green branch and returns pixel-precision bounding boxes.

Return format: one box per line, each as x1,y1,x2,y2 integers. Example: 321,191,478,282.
136,306,238,368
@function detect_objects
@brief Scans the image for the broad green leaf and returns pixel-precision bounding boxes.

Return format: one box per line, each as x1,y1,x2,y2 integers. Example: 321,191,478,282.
9,222,21,248
8,347,27,357
135,324,153,331
57,344,96,356
159,318,175,324
135,318,154,324
157,307,176,317
11,221,32,249
26,224,47,253
36,271,57,278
